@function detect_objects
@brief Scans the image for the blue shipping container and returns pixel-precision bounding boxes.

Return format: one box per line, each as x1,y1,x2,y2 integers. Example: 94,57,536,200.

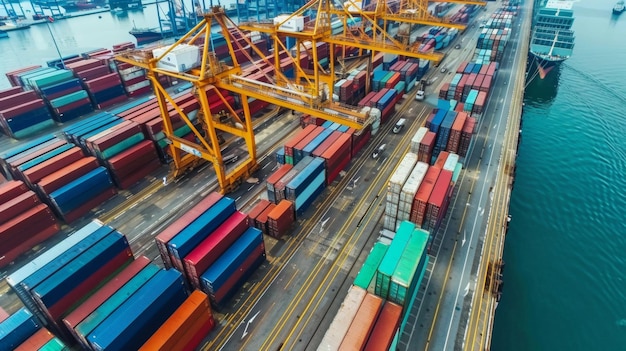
87,269,187,351
302,128,333,158
32,231,129,309
0,308,40,350
200,227,264,294
337,125,349,133
286,157,325,201
429,109,447,134
295,171,326,217
49,167,114,214
75,264,160,349
167,196,237,260
0,134,56,161
17,143,73,172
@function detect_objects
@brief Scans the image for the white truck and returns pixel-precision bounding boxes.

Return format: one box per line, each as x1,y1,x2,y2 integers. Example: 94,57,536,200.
415,79,426,101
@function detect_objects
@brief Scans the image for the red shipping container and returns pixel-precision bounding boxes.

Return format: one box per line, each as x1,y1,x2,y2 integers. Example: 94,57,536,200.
311,131,342,159
456,62,468,74
0,99,46,119
107,140,158,177
76,65,111,81
293,126,324,159
5,66,41,87
126,85,152,97
0,204,57,248
0,307,8,322
88,121,143,155
267,199,295,238
155,192,223,268
0,91,38,111
14,327,54,351
37,157,99,195
351,125,371,157
54,97,92,115
447,112,468,154
364,301,403,351
284,125,317,157
0,223,59,269
116,159,161,190
433,151,449,169
247,199,271,222
66,59,103,73
85,73,122,92
418,132,436,164
425,170,453,231
184,211,249,289
97,95,128,110
255,203,276,234
0,190,40,225
339,293,383,350
321,133,352,184
62,256,150,340
267,164,293,198
0,180,29,203
8,140,68,175
0,86,23,99
23,147,84,186
410,167,441,227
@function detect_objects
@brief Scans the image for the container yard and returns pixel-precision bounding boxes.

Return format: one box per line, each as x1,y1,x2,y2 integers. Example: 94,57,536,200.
0,0,530,350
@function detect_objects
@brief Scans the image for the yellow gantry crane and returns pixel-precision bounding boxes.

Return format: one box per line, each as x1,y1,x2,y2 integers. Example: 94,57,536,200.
115,0,484,193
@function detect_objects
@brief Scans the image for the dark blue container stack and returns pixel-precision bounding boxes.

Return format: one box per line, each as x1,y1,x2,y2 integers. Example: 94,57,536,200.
426,109,447,161
0,308,41,350
0,86,54,139
433,111,457,161
5,221,134,340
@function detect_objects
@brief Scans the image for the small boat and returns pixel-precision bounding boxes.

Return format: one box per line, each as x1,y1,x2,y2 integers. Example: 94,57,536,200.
613,0,625,14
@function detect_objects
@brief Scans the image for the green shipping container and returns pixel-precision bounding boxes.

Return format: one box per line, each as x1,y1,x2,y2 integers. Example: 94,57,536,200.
40,337,70,351
376,221,414,299
353,242,389,292
381,71,395,85
74,264,160,348
452,163,463,184
100,133,145,160
389,229,429,306
13,120,55,139
49,90,89,108
28,70,75,90
285,155,294,165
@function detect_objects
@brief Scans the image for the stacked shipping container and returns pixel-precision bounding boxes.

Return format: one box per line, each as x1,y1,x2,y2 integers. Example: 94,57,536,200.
0,86,55,138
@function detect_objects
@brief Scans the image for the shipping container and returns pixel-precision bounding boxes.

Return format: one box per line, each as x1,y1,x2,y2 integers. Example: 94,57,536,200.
397,161,429,227
424,170,453,233
168,196,236,277
0,308,40,350
254,203,275,234
410,127,429,154
267,199,295,239
14,327,54,351
247,199,271,222
62,256,151,341
316,286,366,351
339,293,383,350
266,164,293,204
410,167,441,227
183,211,249,289
200,227,264,296
389,229,429,306
376,221,414,299
74,263,160,348
139,290,214,351
354,243,389,292
155,192,223,269
363,302,402,351
87,269,188,351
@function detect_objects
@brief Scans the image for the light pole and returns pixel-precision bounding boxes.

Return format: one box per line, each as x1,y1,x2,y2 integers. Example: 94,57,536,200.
45,16,66,69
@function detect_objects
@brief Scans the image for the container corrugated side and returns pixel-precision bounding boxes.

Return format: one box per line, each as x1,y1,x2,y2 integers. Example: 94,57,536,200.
74,264,160,349
388,153,418,194
338,293,383,350
155,192,223,269
167,197,236,277
183,211,249,290
375,221,414,299
410,127,429,154
0,308,40,350
316,285,366,351
363,302,402,351
397,161,429,227
13,327,54,351
389,229,429,306
87,269,187,351
353,242,389,292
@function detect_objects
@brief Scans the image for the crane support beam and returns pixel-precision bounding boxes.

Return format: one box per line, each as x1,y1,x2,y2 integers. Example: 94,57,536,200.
384,14,469,30
219,77,368,130
428,0,486,4
325,37,444,62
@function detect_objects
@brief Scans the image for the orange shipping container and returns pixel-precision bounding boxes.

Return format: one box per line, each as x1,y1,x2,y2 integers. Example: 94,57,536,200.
140,290,215,351
339,293,384,351
14,328,54,351
433,151,449,170
363,301,403,351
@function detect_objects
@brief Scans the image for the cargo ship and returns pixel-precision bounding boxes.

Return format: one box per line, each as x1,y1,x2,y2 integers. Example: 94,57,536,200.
33,0,105,11
613,1,625,14
109,0,142,10
529,0,575,77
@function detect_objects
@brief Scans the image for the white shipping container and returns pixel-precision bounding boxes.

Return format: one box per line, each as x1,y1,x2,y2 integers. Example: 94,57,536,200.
273,15,305,32
119,65,142,76
153,44,201,73
383,214,397,231
317,286,367,351
443,153,460,172
388,153,418,194
125,80,151,93
396,209,410,225
384,202,398,217
121,69,144,82
383,53,398,63
400,161,429,204
410,127,429,153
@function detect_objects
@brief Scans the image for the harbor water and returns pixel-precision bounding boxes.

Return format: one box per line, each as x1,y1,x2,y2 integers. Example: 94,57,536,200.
0,0,625,349
492,0,626,350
